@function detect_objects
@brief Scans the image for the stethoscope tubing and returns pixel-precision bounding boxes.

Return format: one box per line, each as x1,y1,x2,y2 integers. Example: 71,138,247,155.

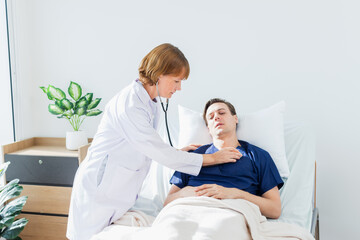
156,82,173,147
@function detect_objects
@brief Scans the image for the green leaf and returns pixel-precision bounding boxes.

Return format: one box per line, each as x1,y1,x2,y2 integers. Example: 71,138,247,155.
55,100,65,110
64,111,74,117
0,179,19,193
47,85,66,100
84,93,93,104
1,218,28,239
68,81,82,101
0,215,15,230
75,107,87,116
0,162,10,179
60,98,73,110
39,86,47,94
86,109,102,116
88,98,101,110
0,196,28,216
0,181,22,207
11,237,22,240
75,97,88,109
0,196,28,228
57,111,73,119
48,104,64,115
46,91,54,100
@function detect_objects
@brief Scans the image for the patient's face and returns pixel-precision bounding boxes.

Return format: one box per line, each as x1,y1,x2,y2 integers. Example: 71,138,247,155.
206,102,238,138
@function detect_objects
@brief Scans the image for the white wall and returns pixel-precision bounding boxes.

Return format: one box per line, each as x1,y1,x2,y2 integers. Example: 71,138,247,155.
8,0,360,239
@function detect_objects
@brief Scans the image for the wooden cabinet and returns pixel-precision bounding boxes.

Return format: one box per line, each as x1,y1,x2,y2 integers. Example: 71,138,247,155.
17,214,68,240
1,137,90,240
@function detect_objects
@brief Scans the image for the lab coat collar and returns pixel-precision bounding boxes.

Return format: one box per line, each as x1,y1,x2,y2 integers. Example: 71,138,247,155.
134,79,158,105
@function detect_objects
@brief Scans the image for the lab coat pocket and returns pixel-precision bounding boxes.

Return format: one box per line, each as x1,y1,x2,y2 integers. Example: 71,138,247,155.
105,164,139,202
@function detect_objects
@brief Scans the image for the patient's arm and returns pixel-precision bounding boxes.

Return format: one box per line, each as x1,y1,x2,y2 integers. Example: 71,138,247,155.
195,184,281,219
163,185,197,207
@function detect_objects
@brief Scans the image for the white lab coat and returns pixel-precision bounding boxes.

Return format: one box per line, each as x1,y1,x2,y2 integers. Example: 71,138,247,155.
66,80,203,240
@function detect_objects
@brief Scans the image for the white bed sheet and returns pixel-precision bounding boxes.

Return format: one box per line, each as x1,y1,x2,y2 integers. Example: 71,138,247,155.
269,122,316,230
131,121,315,231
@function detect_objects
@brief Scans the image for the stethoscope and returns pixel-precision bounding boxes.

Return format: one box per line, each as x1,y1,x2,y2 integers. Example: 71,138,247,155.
156,82,173,147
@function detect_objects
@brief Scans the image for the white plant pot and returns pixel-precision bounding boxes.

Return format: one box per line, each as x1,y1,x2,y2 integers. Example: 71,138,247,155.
66,131,88,150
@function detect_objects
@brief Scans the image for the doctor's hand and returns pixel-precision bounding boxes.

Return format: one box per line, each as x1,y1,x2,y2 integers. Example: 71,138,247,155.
195,184,243,200
202,147,242,166
180,144,202,152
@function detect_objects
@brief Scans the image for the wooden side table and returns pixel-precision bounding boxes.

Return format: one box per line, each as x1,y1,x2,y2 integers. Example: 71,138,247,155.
1,137,89,240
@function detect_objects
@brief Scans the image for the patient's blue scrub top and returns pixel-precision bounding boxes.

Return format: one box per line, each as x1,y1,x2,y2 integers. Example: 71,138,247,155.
170,140,284,196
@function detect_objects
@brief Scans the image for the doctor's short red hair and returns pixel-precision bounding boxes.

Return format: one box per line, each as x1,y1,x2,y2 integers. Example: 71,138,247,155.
138,43,190,86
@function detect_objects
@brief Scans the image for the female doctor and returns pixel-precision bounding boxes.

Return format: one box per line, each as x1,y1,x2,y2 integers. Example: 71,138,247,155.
66,43,241,240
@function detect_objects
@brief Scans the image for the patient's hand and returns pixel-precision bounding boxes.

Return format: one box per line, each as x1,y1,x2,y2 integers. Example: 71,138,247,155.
195,184,244,199
180,144,202,152
178,186,197,198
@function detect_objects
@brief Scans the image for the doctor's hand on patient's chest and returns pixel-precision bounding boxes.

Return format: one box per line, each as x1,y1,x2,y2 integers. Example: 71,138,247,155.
180,144,203,152
203,147,242,166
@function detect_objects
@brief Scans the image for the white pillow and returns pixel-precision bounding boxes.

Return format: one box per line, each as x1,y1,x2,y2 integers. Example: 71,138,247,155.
178,101,290,178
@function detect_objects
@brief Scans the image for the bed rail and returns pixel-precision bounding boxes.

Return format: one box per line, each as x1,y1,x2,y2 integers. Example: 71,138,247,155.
311,161,319,239
311,207,319,239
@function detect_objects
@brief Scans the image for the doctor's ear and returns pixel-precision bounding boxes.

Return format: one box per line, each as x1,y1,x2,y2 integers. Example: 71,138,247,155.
158,75,164,82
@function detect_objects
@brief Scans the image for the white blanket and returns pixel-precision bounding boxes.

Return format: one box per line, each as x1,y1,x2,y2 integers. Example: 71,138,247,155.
112,210,155,227
92,196,314,240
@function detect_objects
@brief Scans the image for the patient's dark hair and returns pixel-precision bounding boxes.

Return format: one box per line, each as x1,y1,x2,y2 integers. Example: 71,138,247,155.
203,98,237,126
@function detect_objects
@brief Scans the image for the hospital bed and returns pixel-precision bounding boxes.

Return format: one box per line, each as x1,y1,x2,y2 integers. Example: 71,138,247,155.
79,109,319,239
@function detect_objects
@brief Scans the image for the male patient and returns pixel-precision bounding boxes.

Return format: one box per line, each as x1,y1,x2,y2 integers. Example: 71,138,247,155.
164,98,284,219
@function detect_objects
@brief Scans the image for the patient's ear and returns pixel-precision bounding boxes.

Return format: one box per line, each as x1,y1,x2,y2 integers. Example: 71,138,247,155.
235,115,238,124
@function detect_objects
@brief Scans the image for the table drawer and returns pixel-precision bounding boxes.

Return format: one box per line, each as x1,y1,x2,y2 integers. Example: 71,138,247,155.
5,154,78,186
17,213,68,240
20,184,72,215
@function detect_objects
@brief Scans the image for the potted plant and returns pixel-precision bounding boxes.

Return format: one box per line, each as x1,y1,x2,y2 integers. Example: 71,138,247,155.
0,162,28,240
40,81,102,150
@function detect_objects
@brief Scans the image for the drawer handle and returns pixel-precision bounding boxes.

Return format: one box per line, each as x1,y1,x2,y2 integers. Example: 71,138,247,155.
38,160,43,165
